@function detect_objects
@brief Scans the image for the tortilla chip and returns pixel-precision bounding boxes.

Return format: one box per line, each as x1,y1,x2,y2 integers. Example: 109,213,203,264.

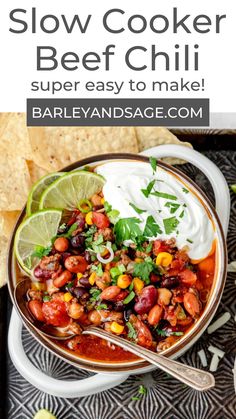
0,113,32,160
28,127,138,171
0,210,20,287
26,160,48,185
0,153,31,210
135,127,192,165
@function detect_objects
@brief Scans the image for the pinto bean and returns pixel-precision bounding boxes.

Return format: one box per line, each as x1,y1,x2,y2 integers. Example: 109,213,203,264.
54,237,69,252
100,285,121,301
53,270,72,288
183,292,201,318
68,302,84,320
148,305,163,326
28,300,45,322
129,314,152,348
88,310,102,325
65,256,88,274
157,288,172,306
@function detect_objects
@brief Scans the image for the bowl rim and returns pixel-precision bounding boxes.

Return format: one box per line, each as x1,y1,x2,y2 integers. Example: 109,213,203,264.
7,152,228,373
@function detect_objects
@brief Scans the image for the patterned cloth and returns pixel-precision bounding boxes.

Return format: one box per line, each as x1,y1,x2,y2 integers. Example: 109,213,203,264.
6,151,236,419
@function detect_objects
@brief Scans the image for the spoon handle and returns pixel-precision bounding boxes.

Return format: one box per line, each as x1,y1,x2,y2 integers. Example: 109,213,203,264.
83,327,215,391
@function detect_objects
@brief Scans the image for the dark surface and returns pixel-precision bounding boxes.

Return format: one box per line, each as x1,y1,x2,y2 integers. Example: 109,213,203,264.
1,134,236,419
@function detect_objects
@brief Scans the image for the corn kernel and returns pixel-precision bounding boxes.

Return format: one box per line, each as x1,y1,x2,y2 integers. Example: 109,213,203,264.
117,274,132,289
156,252,173,267
101,248,109,257
89,272,97,285
134,257,143,263
110,321,124,334
85,211,93,225
133,277,144,293
77,273,83,280
101,197,105,205
64,292,73,302
31,282,47,291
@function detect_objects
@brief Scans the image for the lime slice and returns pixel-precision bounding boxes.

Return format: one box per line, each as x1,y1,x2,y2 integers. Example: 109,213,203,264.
26,172,65,216
33,409,57,419
14,209,62,274
39,170,105,210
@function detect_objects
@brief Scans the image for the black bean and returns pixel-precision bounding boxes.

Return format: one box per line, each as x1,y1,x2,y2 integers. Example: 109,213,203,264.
84,250,92,263
113,301,125,312
76,214,85,230
61,252,72,263
73,287,89,301
124,309,133,322
70,234,85,250
161,276,179,289
79,275,91,288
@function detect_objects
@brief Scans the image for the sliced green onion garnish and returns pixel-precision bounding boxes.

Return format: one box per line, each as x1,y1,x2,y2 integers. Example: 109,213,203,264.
78,199,92,213
123,291,135,304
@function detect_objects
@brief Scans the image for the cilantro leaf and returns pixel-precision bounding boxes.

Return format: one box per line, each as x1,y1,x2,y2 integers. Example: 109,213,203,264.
96,303,108,310
163,216,179,234
149,156,157,173
104,201,112,212
141,180,155,198
32,245,52,259
89,288,101,302
143,215,162,237
107,209,120,224
114,217,142,245
138,385,147,395
126,322,137,340
91,263,103,277
133,258,156,282
151,191,177,201
165,202,180,214
154,327,168,337
129,203,146,214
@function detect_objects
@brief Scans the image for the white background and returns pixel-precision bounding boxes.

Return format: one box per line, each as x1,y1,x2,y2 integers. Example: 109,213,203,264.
0,0,235,113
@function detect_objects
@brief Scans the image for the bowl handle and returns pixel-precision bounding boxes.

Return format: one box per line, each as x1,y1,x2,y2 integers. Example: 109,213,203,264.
140,144,230,236
8,309,128,398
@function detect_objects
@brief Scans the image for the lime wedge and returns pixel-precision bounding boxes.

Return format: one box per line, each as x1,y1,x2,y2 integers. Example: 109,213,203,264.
26,172,65,216
33,409,57,419
39,170,105,210
14,209,62,275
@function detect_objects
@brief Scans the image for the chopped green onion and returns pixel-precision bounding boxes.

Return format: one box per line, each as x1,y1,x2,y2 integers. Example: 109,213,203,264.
179,210,185,219
78,199,92,213
149,156,157,173
151,191,177,201
186,239,193,244
182,187,189,194
129,203,147,214
123,291,135,304
43,295,51,302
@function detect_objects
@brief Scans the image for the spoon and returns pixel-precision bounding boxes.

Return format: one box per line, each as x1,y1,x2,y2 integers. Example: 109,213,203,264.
14,278,215,391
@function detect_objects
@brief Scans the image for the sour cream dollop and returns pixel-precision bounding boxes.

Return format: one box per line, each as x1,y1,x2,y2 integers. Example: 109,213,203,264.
96,161,215,260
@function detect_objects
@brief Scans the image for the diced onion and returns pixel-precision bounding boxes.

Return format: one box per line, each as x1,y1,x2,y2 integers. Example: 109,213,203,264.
207,312,231,334
209,353,220,372
208,345,225,359
197,349,207,367
97,242,114,264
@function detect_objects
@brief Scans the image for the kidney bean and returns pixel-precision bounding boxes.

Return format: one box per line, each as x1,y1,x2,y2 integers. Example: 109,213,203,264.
34,266,51,280
54,237,69,252
73,287,89,301
161,276,179,289
113,290,129,302
134,285,157,315
183,292,201,318
28,300,45,322
76,214,85,230
70,234,85,250
100,286,121,301
53,270,72,288
148,304,163,325
61,252,72,263
65,256,88,273
79,275,91,288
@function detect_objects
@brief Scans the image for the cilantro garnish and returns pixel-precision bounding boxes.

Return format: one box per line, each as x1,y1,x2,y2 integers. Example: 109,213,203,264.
104,201,112,212
89,288,101,302
84,225,97,247
32,245,52,259
126,322,137,340
131,385,147,401
145,242,153,253
149,156,157,173
155,328,167,337
163,216,179,234
151,191,177,201
91,263,103,277
114,217,142,245
141,180,156,198
129,203,147,214
57,222,78,239
107,209,120,224
133,257,157,283
165,202,180,214
182,187,189,194
143,215,162,237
